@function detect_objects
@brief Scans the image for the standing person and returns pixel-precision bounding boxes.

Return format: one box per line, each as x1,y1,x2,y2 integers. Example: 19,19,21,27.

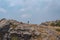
28,21,29,24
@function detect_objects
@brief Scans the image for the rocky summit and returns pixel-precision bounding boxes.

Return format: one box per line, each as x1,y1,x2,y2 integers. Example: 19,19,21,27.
0,18,60,40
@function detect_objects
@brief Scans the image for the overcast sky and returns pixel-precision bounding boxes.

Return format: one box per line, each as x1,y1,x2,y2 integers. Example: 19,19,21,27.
0,0,60,24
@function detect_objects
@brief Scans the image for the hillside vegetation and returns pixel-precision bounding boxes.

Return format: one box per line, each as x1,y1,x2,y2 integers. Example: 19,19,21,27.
0,18,60,40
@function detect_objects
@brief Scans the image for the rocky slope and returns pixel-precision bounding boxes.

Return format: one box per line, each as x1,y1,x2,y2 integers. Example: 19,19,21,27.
0,18,60,40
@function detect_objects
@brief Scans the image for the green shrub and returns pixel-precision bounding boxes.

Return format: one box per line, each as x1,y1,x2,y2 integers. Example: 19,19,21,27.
56,22,60,26
56,29,60,32
50,22,60,26
50,23,56,26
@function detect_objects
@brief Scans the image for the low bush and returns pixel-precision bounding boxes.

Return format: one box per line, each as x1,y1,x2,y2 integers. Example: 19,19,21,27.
56,29,60,32
50,22,60,26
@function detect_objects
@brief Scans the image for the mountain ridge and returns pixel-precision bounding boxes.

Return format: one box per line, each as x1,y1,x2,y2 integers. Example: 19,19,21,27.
0,18,60,40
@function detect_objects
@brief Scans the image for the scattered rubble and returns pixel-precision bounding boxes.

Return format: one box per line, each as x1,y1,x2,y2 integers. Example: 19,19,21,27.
0,18,60,40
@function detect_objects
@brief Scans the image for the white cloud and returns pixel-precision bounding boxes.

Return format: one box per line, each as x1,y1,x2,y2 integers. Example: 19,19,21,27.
0,8,7,13
20,8,25,12
9,3,15,7
6,0,24,7
19,7,31,12
5,0,42,7
17,0,52,14
20,14,31,18
5,0,60,14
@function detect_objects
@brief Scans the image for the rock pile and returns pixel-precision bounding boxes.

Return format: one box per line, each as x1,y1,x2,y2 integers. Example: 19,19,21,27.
0,18,60,40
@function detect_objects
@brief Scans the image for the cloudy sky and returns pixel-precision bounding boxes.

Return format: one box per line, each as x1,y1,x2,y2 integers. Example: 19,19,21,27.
0,0,60,24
